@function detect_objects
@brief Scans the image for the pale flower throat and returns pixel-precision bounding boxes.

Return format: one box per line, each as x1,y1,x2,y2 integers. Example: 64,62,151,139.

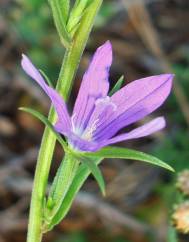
71,96,117,141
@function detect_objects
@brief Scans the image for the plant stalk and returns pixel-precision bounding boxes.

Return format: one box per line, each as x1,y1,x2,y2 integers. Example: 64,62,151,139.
26,1,103,242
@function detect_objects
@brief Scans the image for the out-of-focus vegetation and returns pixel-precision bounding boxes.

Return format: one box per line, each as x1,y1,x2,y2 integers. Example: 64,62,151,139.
0,0,189,242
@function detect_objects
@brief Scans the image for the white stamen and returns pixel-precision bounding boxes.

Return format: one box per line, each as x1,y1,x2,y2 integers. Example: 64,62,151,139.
71,97,117,142
82,118,99,141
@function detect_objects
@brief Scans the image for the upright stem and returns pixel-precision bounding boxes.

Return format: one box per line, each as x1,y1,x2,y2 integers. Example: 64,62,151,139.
26,1,103,242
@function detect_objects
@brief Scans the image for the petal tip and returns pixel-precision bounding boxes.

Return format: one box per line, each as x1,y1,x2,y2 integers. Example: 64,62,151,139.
166,73,175,80
98,40,112,54
21,54,30,70
166,73,174,92
104,40,112,47
157,73,174,96
157,116,166,128
161,73,175,82
104,40,112,51
21,53,28,63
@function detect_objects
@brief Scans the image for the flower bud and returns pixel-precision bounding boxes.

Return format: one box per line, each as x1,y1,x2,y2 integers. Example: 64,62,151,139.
176,170,189,196
172,202,189,234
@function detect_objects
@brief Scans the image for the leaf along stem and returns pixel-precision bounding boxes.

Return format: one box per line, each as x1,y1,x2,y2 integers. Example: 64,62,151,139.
46,157,103,231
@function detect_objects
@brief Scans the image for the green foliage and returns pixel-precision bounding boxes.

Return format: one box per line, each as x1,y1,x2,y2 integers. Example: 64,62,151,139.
42,144,174,230
83,146,174,172
109,75,124,96
58,0,70,22
81,157,105,196
49,0,71,48
44,154,80,225
67,0,89,35
44,157,102,231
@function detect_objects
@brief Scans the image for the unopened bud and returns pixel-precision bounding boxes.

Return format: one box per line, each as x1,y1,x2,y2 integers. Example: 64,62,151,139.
176,170,189,196
172,202,189,234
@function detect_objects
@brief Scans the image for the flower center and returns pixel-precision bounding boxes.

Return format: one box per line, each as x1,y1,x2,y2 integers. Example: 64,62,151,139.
71,96,117,142
71,113,83,136
81,118,99,141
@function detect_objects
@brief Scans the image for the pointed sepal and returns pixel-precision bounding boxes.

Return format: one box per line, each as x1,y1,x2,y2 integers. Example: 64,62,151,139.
81,157,106,196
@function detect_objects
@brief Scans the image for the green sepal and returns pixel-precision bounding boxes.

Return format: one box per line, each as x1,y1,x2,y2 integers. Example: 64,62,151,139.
39,69,54,88
109,75,124,96
19,107,67,149
81,157,105,196
43,157,103,232
83,146,175,172
44,153,79,223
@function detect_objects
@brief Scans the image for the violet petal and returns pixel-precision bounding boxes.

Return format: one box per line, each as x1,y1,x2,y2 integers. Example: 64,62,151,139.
21,54,71,134
72,41,112,132
99,117,166,147
93,74,173,141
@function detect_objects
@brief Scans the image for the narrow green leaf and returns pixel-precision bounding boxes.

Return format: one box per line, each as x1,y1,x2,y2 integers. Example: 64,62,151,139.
49,0,71,48
83,146,175,172
67,0,89,35
58,0,70,22
19,107,67,148
39,69,54,88
82,158,105,196
109,75,124,96
74,0,82,6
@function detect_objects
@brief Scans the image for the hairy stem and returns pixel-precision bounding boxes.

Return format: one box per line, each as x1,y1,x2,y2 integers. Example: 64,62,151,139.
26,1,103,242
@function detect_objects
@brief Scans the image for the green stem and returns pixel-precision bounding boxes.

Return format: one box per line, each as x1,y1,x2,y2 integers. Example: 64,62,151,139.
26,1,103,242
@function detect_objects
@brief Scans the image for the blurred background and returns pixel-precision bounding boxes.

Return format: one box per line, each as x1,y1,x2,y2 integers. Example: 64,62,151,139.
0,0,189,241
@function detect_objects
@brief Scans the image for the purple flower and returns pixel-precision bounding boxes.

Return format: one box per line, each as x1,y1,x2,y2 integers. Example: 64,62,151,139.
21,41,173,152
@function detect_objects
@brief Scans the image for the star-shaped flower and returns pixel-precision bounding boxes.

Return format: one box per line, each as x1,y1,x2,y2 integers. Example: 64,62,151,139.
21,41,173,152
